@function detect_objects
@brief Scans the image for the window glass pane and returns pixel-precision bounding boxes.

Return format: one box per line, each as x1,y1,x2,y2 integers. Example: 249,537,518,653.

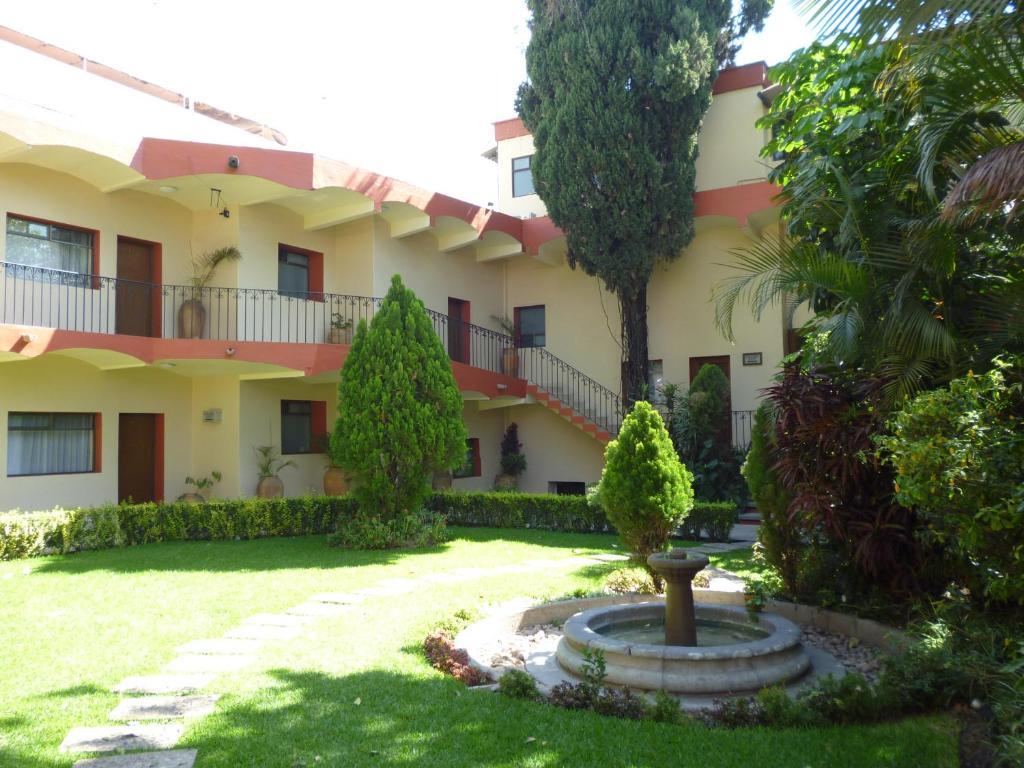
452,439,478,479
281,401,313,454
278,252,309,298
516,306,545,348
7,412,94,476
512,156,535,197
5,216,92,276
648,360,664,404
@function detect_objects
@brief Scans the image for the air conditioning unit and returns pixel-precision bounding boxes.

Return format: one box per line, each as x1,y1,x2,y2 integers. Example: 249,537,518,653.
201,409,223,424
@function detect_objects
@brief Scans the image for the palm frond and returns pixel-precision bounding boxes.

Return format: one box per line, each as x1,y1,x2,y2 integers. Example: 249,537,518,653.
943,140,1024,220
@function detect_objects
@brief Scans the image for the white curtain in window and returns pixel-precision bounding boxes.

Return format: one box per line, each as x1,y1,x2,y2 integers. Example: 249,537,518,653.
6,235,91,274
7,414,94,476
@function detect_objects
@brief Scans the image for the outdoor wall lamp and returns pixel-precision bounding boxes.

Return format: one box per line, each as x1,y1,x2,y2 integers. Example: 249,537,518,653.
225,347,236,356
227,155,240,169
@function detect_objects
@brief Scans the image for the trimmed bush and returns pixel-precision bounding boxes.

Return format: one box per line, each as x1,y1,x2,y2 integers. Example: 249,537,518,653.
332,274,467,527
878,358,1024,605
429,491,610,532
676,501,739,542
597,401,694,574
1,491,729,561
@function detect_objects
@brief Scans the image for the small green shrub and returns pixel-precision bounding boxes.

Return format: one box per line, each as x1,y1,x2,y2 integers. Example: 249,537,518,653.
605,566,659,595
650,690,683,724
677,501,739,542
498,669,541,701
597,401,693,576
328,510,447,549
498,423,527,477
878,358,1024,605
757,686,823,727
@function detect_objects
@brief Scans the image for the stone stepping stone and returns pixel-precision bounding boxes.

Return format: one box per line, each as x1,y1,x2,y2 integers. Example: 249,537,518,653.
354,584,416,597
420,572,468,584
165,654,255,674
242,613,312,627
588,553,630,563
109,695,220,722
176,638,262,655
376,577,420,592
113,675,214,695
73,749,198,768
60,724,183,753
225,624,301,641
309,592,366,605
285,602,349,617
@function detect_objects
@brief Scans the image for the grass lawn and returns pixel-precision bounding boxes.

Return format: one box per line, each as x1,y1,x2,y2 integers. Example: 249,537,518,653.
0,528,956,768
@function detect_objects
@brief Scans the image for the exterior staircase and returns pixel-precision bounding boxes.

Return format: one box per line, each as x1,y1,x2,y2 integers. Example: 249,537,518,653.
526,384,614,444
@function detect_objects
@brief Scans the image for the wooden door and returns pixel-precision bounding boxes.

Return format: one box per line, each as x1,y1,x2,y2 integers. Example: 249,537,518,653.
118,413,161,504
116,238,156,337
447,298,470,364
689,355,733,446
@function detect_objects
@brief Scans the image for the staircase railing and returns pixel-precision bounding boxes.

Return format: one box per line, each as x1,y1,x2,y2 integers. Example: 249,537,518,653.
1,261,624,434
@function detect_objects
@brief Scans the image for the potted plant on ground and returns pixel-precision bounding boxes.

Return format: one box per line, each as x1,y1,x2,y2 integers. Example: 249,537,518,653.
494,422,526,489
253,445,296,498
177,471,222,503
318,432,350,495
178,246,242,339
326,313,353,345
492,315,519,377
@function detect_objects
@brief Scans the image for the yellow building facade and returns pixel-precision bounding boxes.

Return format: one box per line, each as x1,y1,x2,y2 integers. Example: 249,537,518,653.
0,31,785,511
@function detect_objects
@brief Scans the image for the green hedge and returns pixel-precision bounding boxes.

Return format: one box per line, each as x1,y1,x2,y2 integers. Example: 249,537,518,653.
0,492,738,561
427,491,612,532
677,501,741,542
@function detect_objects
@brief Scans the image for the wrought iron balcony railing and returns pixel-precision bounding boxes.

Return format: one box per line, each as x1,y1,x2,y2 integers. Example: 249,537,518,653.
1,261,625,434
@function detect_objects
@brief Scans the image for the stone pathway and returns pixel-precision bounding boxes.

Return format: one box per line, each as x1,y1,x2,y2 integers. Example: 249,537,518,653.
61,547,687,767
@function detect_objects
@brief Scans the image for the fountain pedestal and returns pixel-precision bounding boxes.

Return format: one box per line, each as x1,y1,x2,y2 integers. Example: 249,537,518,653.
647,549,710,646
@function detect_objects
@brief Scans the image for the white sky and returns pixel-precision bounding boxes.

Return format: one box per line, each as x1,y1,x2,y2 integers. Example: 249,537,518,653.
0,1,816,206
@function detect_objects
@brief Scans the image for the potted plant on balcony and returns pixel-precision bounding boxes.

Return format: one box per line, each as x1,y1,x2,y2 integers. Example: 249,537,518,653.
253,444,296,498
326,313,353,345
318,432,350,495
494,422,526,489
177,471,222,503
492,315,519,377
178,246,242,339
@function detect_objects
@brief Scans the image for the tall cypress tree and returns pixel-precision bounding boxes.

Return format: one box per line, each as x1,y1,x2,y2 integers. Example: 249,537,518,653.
517,0,771,404
331,274,467,521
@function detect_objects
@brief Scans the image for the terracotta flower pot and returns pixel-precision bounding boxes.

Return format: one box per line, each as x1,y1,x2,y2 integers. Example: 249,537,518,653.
494,473,518,490
176,492,206,504
178,298,206,339
501,347,520,377
326,326,352,345
323,466,350,496
256,475,284,498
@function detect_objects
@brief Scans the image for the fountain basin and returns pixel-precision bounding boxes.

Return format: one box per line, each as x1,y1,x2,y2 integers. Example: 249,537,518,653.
556,602,811,694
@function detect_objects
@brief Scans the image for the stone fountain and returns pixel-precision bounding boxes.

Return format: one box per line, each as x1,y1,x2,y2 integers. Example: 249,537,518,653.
556,548,811,695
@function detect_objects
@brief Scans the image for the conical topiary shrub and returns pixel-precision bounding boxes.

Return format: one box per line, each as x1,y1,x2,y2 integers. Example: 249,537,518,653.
331,275,467,538
597,401,694,583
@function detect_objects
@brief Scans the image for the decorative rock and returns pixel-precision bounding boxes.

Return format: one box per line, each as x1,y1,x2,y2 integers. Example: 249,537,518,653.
176,638,262,655
286,602,350,617
108,695,220,721
225,624,301,641
113,675,214,695
60,725,183,753
309,592,366,605
165,654,255,674
242,613,312,627
72,750,198,768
